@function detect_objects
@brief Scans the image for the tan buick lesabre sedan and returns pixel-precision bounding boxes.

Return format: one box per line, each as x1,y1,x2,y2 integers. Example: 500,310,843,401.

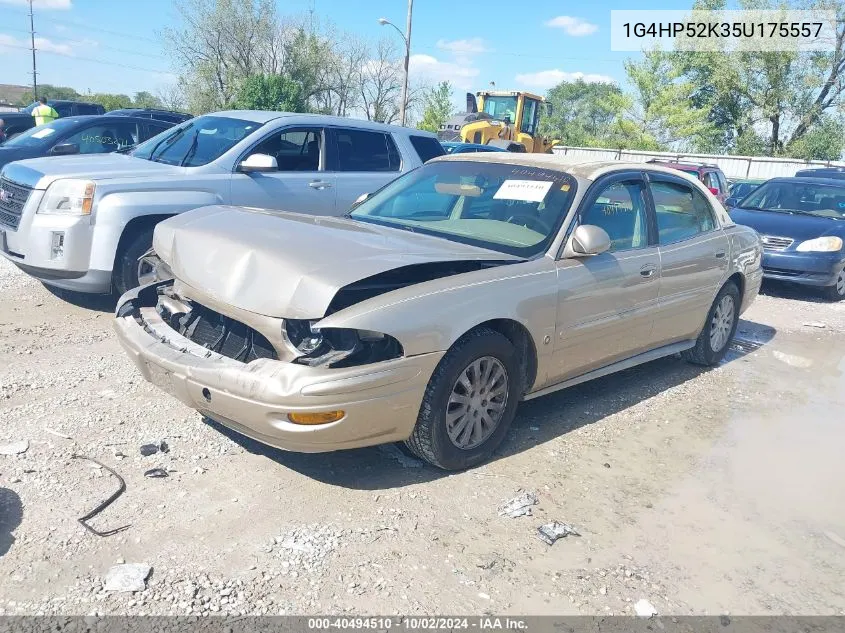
114,156,762,470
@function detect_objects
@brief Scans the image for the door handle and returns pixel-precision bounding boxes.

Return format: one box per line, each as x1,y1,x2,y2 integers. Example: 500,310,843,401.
309,180,332,190
640,264,657,278
714,251,726,259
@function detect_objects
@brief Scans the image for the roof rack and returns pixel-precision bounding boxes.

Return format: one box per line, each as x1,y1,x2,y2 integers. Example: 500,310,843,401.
646,158,720,168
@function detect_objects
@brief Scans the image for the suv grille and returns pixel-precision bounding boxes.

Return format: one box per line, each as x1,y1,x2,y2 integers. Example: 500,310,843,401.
0,177,33,230
760,235,794,251
160,301,277,362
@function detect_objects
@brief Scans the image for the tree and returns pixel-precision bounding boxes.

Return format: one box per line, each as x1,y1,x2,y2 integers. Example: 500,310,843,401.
233,74,307,112
787,115,845,160
87,93,133,111
133,91,162,109
360,39,402,123
17,84,80,105
418,81,453,132
539,80,625,146
156,82,188,112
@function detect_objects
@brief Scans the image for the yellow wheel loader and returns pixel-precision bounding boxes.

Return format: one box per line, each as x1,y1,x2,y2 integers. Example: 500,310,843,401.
438,91,559,153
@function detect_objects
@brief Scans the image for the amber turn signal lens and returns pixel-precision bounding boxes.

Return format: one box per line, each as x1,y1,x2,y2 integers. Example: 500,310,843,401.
288,411,345,425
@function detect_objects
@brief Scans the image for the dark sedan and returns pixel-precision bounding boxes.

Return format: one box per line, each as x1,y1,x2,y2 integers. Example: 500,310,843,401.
0,115,174,171
729,177,845,300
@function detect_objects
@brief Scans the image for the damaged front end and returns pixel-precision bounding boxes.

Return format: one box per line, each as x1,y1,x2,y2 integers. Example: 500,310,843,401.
117,280,404,369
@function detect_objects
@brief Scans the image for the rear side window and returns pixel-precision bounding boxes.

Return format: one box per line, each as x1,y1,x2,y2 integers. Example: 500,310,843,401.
143,122,172,141
334,129,400,172
54,103,73,117
409,135,445,163
650,181,716,244
75,103,103,115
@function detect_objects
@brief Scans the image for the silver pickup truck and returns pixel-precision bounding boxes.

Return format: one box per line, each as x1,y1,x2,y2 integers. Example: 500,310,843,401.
0,111,443,295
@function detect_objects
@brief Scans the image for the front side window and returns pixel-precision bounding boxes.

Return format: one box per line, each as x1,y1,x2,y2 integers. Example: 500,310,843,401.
580,180,649,252
62,120,139,153
651,180,716,244
335,129,400,172
131,115,262,167
482,96,518,123
350,161,577,258
250,128,322,171
741,181,845,219
519,99,539,135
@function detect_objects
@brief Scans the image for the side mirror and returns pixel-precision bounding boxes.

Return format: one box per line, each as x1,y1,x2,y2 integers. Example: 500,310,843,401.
238,153,278,173
564,224,611,258
50,143,79,156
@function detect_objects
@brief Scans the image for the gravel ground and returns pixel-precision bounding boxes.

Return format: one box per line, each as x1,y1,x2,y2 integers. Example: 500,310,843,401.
1,256,844,616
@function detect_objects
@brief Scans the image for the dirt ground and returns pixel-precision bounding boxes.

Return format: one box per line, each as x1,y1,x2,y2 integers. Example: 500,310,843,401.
1,255,844,617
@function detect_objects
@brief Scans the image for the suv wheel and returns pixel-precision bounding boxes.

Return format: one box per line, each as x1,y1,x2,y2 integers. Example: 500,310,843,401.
682,281,740,366
113,227,155,297
405,328,521,470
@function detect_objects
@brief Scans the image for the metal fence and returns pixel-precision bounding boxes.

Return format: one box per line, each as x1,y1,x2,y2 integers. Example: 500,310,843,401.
551,145,845,179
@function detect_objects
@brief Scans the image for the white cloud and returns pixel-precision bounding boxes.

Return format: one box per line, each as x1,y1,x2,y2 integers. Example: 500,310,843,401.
545,16,598,37
54,24,68,33
409,53,480,90
0,32,93,56
436,38,490,55
515,69,615,90
0,0,72,9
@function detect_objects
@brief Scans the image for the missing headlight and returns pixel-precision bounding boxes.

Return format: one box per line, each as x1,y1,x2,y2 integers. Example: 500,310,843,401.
283,319,403,368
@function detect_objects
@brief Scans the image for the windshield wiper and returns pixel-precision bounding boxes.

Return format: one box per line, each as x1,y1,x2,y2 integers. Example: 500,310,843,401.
148,124,193,163
179,130,201,167
742,206,794,214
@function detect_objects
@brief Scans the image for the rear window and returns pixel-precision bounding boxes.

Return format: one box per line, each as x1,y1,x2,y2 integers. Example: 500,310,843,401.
334,129,400,172
409,135,445,163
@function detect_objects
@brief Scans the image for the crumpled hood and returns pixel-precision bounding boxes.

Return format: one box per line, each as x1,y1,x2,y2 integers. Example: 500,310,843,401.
1,153,182,189
154,205,519,318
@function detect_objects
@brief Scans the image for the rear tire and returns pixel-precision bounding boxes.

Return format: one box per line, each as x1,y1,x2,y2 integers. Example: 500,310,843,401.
682,281,740,366
405,328,521,470
823,268,845,301
113,227,155,297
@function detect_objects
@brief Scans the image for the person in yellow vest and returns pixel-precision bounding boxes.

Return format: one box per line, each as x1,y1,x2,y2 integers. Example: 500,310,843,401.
32,96,59,126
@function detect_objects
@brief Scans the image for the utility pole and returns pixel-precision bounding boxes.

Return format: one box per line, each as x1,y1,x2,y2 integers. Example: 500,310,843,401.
377,0,413,126
400,0,413,127
28,0,38,99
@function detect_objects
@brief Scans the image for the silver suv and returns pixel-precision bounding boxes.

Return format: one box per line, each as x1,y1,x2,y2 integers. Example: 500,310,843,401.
0,111,443,295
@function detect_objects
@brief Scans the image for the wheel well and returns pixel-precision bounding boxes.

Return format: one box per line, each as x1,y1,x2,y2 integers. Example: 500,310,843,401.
113,214,172,268
726,272,745,307
472,319,538,397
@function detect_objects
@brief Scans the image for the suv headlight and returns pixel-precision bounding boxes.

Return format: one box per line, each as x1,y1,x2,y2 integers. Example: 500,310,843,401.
37,179,96,215
795,236,843,252
283,319,403,368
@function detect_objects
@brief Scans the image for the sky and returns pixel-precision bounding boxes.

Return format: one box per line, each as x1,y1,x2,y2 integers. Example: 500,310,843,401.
0,0,695,104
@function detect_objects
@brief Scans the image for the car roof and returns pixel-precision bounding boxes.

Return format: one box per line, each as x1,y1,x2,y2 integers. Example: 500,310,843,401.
431,154,702,181
767,176,845,186
209,110,437,135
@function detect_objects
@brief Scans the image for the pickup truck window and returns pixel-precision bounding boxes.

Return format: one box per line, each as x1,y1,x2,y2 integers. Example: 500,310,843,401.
409,135,445,163
131,115,262,167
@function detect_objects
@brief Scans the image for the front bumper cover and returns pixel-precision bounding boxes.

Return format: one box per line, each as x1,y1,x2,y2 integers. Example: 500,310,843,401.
113,288,443,453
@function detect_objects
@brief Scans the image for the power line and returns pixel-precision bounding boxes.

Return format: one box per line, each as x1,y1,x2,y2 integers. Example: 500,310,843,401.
4,6,159,43
2,25,169,60
2,43,170,74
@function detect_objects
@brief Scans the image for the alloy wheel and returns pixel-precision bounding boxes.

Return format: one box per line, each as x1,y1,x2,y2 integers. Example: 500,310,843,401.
445,356,509,450
709,294,735,353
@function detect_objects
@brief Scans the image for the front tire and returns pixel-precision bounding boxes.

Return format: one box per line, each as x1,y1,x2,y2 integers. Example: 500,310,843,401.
823,268,845,301
405,328,521,470
682,281,740,366
113,227,155,297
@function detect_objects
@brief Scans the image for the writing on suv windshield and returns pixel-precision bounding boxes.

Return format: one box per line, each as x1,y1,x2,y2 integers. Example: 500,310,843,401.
131,115,261,167
742,181,845,219
350,161,577,258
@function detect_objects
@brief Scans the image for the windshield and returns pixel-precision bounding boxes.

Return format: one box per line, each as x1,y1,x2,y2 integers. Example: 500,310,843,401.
1,119,80,149
482,96,518,123
349,161,578,257
740,181,845,219
130,115,262,167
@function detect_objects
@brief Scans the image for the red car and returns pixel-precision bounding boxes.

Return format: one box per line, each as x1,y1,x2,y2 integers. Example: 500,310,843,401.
646,160,729,205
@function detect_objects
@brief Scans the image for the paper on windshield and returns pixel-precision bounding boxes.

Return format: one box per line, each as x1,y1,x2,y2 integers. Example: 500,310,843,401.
494,179,553,203
31,128,56,139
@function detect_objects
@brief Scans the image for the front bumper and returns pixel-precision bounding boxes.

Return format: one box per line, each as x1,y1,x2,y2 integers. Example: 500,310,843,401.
113,290,444,453
762,250,845,287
